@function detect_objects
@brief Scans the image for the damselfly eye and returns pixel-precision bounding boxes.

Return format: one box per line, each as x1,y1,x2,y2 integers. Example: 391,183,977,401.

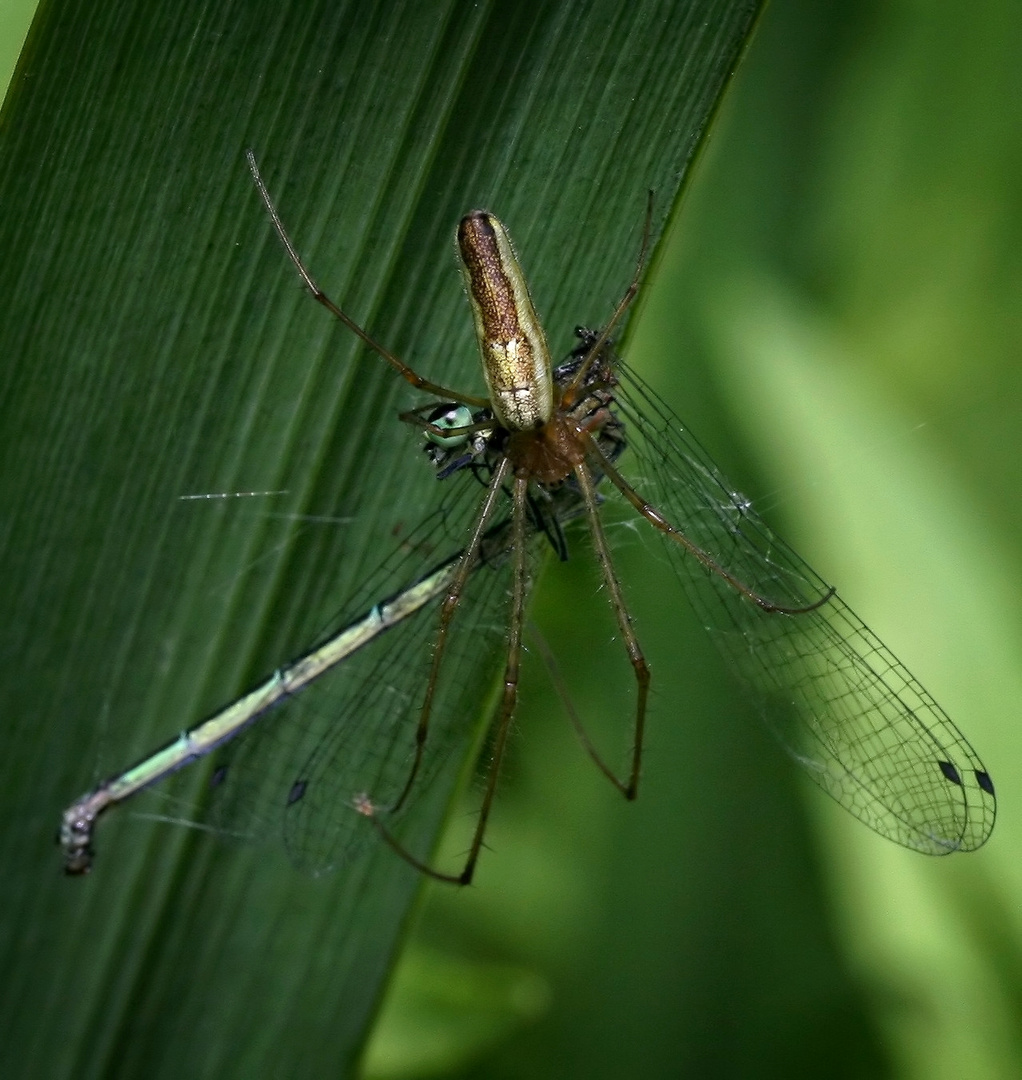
425,405,474,449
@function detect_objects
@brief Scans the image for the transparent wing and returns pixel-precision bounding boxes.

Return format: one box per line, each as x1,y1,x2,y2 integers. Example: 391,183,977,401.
206,467,522,874
610,362,995,853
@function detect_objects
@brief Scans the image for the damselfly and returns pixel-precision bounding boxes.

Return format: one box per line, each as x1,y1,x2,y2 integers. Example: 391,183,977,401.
60,154,995,878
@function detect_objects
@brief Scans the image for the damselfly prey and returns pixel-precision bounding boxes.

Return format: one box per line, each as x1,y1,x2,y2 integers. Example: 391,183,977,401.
60,153,995,878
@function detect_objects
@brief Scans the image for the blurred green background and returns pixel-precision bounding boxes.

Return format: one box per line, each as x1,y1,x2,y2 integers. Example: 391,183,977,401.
2,1,1020,1078
384,3,1022,1077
